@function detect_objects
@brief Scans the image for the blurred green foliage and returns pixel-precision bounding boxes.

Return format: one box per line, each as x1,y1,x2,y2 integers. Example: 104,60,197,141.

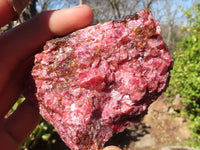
21,118,57,150
166,4,200,148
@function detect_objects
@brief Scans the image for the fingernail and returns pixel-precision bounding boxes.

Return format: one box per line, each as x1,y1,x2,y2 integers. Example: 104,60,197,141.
8,0,30,15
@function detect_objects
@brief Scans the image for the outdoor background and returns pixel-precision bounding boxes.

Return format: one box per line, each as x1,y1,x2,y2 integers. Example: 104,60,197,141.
1,0,200,149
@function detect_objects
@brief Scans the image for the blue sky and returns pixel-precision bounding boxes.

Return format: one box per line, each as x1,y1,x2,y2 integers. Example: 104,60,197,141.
36,0,196,25
151,0,196,25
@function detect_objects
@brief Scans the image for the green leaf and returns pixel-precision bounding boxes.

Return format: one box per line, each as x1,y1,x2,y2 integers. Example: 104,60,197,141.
166,4,200,148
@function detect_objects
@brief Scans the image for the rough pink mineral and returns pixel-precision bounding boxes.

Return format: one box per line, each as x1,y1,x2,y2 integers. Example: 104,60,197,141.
25,9,173,150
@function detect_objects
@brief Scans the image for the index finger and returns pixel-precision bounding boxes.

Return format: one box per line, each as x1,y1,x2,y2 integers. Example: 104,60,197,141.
0,0,29,27
0,0,17,27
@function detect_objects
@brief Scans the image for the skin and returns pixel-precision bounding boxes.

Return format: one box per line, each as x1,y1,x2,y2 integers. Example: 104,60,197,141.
0,0,121,150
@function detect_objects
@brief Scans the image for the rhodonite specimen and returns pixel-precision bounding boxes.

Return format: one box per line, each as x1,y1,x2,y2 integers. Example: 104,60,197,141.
25,9,173,150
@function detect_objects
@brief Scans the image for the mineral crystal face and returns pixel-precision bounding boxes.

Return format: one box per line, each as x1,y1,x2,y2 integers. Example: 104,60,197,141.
26,9,173,150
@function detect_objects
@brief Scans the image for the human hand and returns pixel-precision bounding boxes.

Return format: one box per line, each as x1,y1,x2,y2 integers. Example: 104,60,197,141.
0,1,93,149
0,0,121,149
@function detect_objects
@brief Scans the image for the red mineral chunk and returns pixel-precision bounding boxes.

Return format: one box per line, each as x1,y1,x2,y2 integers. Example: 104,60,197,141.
25,9,173,150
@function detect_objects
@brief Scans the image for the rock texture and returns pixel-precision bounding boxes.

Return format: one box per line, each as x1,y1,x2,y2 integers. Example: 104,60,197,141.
25,9,173,150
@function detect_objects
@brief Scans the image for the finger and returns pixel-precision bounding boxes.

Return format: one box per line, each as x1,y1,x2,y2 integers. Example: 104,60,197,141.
0,0,17,27
0,0,29,27
0,128,20,150
9,0,30,14
5,99,41,145
103,146,122,150
48,5,93,36
0,5,93,93
0,58,32,118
